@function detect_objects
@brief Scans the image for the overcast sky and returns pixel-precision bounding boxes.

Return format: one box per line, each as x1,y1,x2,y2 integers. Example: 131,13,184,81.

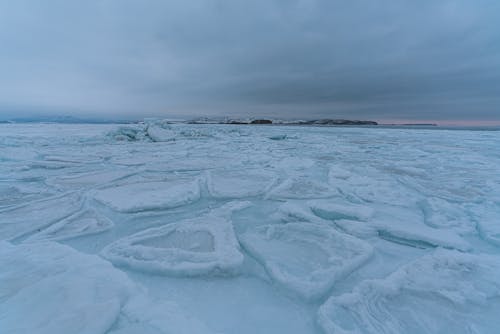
0,0,499,122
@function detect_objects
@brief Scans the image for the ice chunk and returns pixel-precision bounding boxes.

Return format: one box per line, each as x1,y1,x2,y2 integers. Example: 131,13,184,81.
239,223,373,300
309,200,375,222
318,249,500,334
108,124,148,141
279,200,470,250
26,209,114,242
93,178,201,212
208,169,276,198
146,123,176,142
372,205,471,251
0,241,134,334
101,202,249,276
0,192,82,241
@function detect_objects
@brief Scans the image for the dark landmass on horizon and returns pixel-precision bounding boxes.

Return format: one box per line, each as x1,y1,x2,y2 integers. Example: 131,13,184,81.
188,118,378,126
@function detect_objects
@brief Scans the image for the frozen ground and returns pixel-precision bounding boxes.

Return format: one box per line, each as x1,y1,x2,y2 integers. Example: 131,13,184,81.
1,122,499,334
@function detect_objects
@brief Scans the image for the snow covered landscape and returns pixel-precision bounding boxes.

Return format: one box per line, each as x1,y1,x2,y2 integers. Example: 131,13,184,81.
1,122,500,334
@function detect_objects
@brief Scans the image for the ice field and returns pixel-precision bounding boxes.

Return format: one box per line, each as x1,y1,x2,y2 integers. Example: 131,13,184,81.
1,122,500,334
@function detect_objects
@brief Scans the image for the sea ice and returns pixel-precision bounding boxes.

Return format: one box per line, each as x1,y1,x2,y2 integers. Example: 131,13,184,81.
146,122,177,142
0,241,219,334
207,169,276,198
1,123,499,334
46,169,134,190
93,178,201,212
239,223,373,300
101,202,249,276
0,192,82,241
26,209,114,242
0,241,133,334
317,249,500,334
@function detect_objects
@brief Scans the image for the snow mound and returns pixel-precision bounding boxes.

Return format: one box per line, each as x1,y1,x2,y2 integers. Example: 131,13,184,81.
0,241,134,334
239,223,373,300
0,192,82,241
0,241,220,334
26,209,114,242
318,249,500,334
101,202,250,276
207,169,276,198
94,178,201,212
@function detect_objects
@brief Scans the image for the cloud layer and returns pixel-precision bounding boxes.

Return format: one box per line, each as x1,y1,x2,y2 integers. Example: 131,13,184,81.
1,0,499,121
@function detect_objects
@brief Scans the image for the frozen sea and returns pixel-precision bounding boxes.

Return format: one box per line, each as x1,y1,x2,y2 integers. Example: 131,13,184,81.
1,122,500,334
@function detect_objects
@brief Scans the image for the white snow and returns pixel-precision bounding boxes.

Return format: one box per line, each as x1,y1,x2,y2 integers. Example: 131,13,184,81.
0,241,219,334
0,241,131,334
1,122,499,334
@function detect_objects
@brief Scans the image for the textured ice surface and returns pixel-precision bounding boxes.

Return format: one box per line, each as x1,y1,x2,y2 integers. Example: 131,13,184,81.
94,178,201,212
26,209,114,242
240,223,373,300
0,241,132,334
0,241,218,334
207,169,276,198
318,249,500,334
1,123,499,333
101,203,248,276
0,192,82,241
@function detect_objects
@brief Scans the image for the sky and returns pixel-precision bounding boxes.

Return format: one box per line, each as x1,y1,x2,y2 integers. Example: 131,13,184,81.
0,0,499,123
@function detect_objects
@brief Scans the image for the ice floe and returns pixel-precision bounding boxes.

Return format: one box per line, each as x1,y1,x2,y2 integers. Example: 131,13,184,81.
277,200,470,250
239,223,373,300
207,169,277,198
0,192,82,241
93,178,201,212
101,202,249,276
318,249,500,334
26,209,114,242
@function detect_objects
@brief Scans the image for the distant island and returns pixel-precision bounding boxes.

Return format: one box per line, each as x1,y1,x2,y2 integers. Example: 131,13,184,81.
188,118,378,126
383,123,438,126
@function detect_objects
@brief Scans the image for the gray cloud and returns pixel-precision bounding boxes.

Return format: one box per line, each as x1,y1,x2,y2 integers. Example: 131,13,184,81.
0,0,499,121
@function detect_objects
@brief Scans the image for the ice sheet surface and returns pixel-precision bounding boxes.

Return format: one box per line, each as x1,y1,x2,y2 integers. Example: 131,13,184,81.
1,122,499,334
